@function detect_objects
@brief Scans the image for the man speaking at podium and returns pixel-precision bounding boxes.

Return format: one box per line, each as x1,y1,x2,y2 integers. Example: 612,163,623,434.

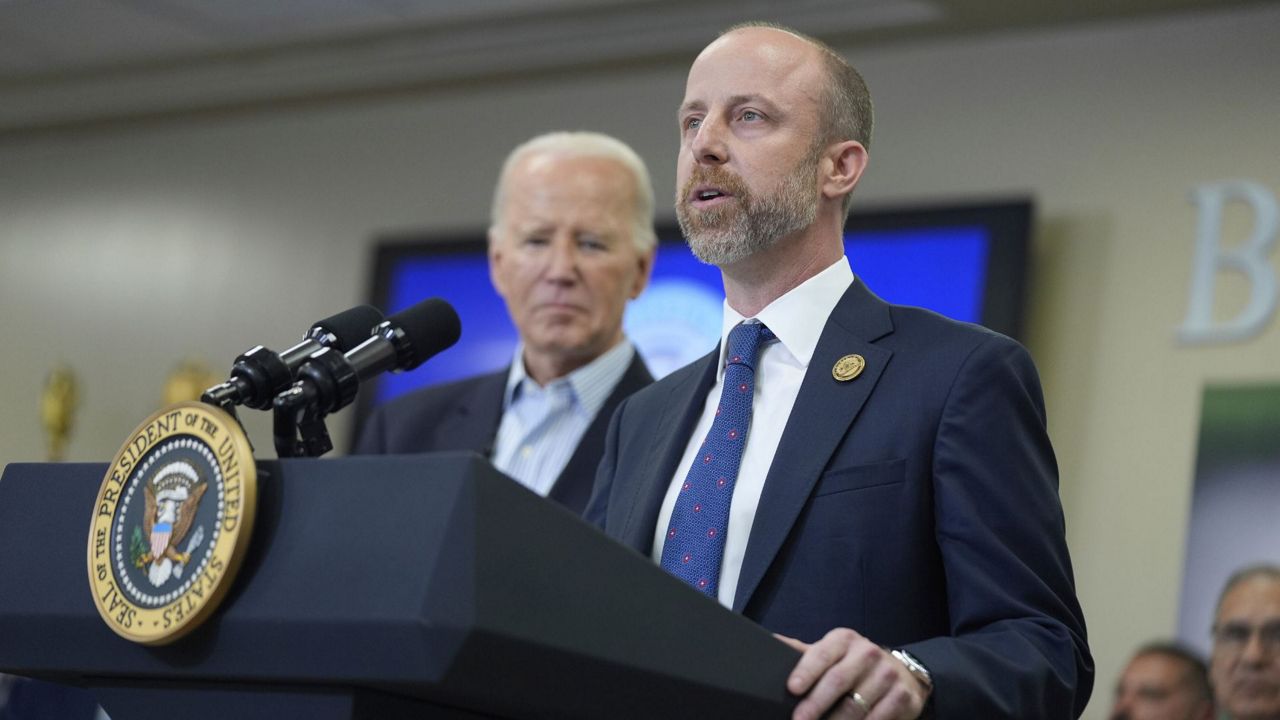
585,23,1092,719
356,132,656,517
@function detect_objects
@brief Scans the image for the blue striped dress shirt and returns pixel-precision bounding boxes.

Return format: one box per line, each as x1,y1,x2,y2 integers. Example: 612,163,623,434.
492,340,636,496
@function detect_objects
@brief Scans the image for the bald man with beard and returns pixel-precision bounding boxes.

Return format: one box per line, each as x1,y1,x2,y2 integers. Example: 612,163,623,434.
586,21,1091,720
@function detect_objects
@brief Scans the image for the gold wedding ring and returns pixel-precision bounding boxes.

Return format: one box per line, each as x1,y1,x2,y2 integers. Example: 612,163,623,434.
848,691,871,713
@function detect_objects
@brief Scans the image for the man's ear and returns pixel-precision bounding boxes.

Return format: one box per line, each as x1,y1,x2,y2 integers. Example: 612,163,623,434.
630,245,656,299
821,141,869,203
487,227,507,297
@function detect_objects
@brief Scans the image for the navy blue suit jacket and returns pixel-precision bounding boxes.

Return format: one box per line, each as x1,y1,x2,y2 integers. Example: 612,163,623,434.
354,353,652,516
585,280,1092,718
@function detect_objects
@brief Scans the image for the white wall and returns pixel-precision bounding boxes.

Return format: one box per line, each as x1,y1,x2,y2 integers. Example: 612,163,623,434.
2,5,1278,716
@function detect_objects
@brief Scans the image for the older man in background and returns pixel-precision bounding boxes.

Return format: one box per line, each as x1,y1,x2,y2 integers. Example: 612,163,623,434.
356,131,656,515
1109,642,1214,720
1211,565,1280,720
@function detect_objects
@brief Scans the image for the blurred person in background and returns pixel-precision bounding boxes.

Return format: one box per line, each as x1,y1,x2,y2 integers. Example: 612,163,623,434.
1211,565,1280,720
1109,642,1214,720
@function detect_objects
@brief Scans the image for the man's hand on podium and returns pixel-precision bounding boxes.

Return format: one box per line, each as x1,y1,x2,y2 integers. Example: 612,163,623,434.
778,628,929,720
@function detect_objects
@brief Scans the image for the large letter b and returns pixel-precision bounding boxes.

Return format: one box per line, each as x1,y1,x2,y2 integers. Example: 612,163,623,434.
1178,180,1278,345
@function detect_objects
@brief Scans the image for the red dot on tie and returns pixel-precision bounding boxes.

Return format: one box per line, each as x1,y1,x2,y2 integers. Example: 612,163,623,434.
716,405,722,416
703,454,712,464
739,383,748,393
682,482,691,492
728,429,738,440
697,578,709,588
668,528,676,539
693,503,702,513
707,528,717,538
731,355,741,363
682,553,691,563
717,477,727,488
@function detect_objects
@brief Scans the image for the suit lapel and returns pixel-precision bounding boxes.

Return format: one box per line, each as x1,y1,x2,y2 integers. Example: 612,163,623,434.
732,280,896,612
618,352,719,555
548,354,654,514
433,370,506,456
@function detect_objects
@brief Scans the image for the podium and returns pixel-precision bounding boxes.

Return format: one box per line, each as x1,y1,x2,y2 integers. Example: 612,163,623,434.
0,453,800,719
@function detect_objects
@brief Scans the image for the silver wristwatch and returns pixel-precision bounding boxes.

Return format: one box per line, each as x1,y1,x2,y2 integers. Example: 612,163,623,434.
890,649,934,692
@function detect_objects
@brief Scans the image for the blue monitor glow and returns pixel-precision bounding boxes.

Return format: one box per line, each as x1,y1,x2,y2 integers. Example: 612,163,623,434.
359,199,1030,424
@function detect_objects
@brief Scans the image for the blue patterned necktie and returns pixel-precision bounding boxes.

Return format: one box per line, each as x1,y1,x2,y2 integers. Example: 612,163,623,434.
660,321,773,598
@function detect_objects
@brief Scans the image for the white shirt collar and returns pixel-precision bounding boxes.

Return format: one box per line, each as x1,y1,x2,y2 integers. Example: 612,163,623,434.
504,339,636,418
716,256,853,380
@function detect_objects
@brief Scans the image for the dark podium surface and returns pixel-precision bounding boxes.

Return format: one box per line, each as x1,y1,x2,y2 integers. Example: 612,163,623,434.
0,454,800,719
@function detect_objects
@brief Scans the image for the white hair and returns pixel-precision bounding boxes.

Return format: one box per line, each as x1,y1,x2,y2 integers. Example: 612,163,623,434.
490,131,657,251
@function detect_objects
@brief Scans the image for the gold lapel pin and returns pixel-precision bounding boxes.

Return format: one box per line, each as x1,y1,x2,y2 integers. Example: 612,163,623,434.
832,354,865,382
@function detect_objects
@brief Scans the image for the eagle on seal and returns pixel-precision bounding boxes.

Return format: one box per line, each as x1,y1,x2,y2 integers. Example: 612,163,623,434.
136,461,207,586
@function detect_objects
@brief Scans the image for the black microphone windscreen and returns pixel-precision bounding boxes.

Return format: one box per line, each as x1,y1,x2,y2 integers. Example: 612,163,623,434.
312,305,385,351
388,298,462,370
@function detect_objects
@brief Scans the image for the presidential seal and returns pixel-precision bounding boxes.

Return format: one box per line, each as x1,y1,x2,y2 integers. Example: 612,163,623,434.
87,401,256,645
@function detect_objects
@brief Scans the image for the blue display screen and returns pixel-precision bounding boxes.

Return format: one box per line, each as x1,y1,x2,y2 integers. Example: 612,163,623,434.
375,226,989,404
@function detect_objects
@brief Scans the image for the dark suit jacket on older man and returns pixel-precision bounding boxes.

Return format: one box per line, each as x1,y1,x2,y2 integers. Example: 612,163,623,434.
354,354,652,516
585,279,1093,718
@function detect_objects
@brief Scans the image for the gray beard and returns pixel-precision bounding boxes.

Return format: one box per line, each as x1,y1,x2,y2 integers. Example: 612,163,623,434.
677,165,818,267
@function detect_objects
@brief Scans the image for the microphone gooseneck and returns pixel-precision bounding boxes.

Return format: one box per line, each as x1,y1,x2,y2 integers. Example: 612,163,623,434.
273,298,461,458
201,304,385,412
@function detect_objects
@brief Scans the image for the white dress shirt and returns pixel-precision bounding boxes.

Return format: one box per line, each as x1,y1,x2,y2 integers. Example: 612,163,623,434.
651,257,854,608
492,339,636,496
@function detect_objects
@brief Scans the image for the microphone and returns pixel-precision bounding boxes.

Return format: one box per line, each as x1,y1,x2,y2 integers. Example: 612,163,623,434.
285,297,461,416
273,298,461,458
202,304,385,411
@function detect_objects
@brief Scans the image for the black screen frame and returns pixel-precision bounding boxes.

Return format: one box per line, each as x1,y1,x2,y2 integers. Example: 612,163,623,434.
352,197,1033,450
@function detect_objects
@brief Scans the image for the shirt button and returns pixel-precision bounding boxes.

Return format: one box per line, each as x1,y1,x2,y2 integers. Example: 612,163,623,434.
520,445,533,458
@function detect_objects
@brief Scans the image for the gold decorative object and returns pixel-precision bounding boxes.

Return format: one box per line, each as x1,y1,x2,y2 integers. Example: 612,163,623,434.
162,358,220,407
832,354,866,382
41,364,79,461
